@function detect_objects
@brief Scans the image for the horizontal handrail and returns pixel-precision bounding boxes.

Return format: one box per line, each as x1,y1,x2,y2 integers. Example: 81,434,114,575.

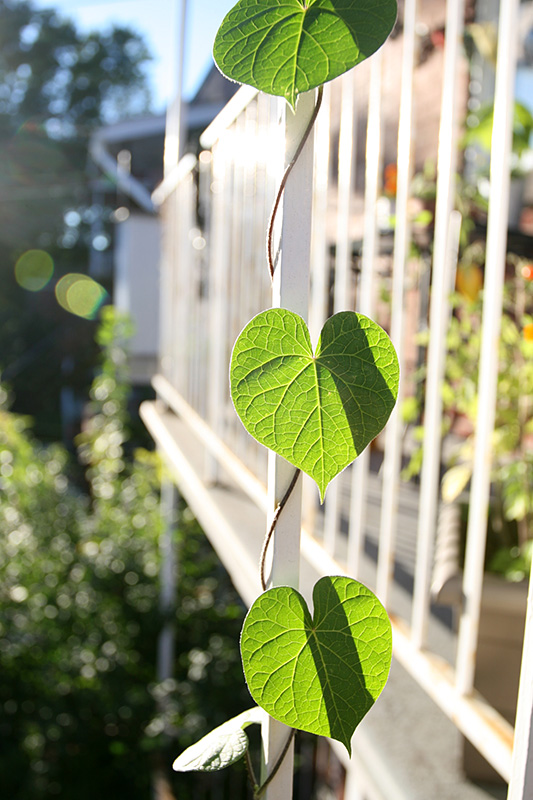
151,152,197,207
199,85,259,149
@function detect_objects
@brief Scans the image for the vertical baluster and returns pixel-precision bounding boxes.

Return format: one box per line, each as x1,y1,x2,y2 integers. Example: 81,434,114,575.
508,560,533,799
347,51,383,578
304,85,331,543
206,137,232,482
198,149,213,420
411,0,465,645
324,74,357,560
262,91,316,800
456,0,519,695
309,82,331,345
376,0,418,605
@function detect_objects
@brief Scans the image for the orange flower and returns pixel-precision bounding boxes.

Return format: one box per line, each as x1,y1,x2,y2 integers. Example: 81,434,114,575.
523,323,533,341
521,263,533,281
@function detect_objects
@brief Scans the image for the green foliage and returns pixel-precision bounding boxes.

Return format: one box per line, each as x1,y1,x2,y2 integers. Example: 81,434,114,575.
240,577,392,753
214,0,397,108
0,0,151,134
0,0,151,245
173,707,264,773
231,309,399,501
463,100,533,175
76,307,135,493
0,310,247,799
0,0,153,440
489,540,533,583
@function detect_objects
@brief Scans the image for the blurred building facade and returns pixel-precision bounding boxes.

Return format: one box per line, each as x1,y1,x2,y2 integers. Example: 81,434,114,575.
88,66,238,384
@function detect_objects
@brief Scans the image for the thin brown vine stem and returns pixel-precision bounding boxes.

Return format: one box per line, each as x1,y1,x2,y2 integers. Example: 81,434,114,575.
260,469,301,591
255,728,296,799
244,749,259,796
267,85,324,280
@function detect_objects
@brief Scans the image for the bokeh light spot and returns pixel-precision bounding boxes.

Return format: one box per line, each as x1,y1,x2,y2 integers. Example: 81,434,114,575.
92,233,110,251
64,210,81,227
55,274,108,319
14,249,54,291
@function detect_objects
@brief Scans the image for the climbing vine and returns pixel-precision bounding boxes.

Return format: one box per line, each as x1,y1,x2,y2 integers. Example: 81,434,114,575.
174,1,399,795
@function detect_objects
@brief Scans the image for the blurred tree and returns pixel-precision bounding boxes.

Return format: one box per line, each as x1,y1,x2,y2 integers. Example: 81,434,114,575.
0,309,249,799
0,0,152,440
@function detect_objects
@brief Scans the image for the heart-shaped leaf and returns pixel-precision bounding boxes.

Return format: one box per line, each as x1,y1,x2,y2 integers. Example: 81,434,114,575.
173,707,265,772
230,309,399,501
241,576,392,753
213,0,398,107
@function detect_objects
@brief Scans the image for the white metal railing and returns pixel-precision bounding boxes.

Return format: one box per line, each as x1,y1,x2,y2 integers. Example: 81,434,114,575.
151,0,533,796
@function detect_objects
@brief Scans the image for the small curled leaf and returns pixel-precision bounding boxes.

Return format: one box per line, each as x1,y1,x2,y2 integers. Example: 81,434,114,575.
173,707,265,772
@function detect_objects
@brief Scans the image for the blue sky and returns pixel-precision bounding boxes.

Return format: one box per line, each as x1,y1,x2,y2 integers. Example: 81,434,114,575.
29,0,235,108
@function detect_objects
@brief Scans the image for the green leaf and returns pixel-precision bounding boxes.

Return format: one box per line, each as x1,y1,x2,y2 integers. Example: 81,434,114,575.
213,0,398,108
241,576,392,754
172,707,265,772
441,463,472,504
230,309,399,501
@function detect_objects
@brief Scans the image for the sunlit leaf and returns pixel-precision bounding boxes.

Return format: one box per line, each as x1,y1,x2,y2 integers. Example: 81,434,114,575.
230,309,399,501
214,0,398,107
172,707,265,772
241,576,392,754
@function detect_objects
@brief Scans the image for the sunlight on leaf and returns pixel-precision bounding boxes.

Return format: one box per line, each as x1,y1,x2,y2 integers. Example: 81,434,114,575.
214,0,398,107
241,576,392,754
230,309,399,501
173,707,265,773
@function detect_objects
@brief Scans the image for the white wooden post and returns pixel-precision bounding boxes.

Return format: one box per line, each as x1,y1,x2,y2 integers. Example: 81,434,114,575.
157,478,179,683
348,51,383,577
456,0,519,696
163,0,188,177
324,73,356,562
411,0,464,647
508,561,533,799
153,477,178,800
155,0,186,732
376,0,417,603
206,136,232,483
261,90,316,800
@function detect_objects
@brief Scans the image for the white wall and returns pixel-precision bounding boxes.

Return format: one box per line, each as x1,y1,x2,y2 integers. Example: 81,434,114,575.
114,212,161,384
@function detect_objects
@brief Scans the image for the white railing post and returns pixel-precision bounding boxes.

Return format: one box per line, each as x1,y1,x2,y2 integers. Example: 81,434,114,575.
348,50,383,577
508,561,533,799
163,0,188,177
206,137,232,483
261,90,316,800
157,477,179,683
456,0,519,696
376,0,418,603
324,72,357,562
411,0,464,646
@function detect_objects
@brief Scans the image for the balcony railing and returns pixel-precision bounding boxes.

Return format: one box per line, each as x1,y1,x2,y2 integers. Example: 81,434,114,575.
142,1,533,797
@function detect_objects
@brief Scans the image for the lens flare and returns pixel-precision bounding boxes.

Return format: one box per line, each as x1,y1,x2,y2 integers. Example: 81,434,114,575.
55,274,107,319
14,250,54,291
